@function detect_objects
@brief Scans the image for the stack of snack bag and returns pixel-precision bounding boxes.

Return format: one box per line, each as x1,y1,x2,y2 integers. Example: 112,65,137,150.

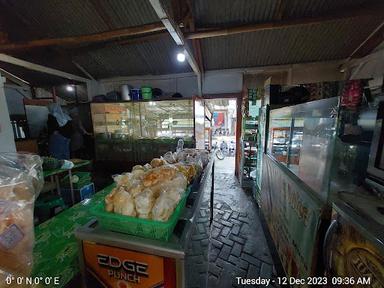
104,149,209,222
105,163,188,222
0,153,43,286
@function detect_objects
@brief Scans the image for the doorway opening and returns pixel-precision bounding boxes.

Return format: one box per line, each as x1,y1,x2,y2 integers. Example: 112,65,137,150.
205,98,237,174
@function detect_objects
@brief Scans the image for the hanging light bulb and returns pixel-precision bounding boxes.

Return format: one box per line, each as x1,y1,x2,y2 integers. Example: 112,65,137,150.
177,52,186,62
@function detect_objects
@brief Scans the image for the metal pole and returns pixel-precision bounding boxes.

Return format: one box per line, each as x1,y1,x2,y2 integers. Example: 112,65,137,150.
68,169,75,206
54,174,61,196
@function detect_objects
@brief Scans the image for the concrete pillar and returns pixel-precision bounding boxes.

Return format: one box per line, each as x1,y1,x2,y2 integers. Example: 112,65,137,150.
0,75,16,152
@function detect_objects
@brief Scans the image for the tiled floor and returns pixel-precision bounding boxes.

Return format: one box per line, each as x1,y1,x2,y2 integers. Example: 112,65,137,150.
186,156,280,288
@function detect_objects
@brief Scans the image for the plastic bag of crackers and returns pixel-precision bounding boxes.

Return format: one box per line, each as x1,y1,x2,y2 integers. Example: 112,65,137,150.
0,153,43,286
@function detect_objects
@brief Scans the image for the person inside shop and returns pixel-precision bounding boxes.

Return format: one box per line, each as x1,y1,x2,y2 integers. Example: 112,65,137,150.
47,103,73,159
69,107,92,158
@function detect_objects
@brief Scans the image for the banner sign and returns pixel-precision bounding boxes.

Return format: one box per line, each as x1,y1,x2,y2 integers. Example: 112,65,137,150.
261,155,323,278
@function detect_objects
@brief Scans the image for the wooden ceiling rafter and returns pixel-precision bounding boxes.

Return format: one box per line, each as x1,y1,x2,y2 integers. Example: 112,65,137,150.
184,0,204,74
0,22,167,52
185,3,384,40
149,0,202,95
0,2,381,52
349,21,384,58
171,0,182,23
274,0,286,21
89,0,115,30
0,53,89,82
0,3,86,83
0,10,9,44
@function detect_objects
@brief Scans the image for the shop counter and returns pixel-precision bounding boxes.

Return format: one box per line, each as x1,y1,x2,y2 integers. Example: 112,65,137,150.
32,158,214,288
32,184,111,287
75,158,214,288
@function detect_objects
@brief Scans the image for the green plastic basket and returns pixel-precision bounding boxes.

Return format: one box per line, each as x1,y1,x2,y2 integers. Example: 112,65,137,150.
90,186,191,241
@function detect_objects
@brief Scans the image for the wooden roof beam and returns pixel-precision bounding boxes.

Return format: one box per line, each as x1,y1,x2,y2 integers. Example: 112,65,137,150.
349,21,384,58
274,0,286,21
148,0,202,96
0,53,89,82
89,0,115,30
186,4,384,40
72,61,95,81
185,0,204,73
0,22,166,52
149,0,185,45
0,67,30,86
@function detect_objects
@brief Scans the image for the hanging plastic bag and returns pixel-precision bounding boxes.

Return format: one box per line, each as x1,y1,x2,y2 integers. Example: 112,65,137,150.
0,153,43,285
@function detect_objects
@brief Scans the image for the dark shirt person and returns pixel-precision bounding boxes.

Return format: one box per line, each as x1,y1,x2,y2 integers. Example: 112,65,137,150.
47,103,73,159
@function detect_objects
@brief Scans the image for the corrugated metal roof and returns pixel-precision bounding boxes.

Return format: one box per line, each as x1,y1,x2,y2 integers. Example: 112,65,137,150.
201,17,383,70
284,0,374,18
72,35,192,79
193,0,280,26
0,0,382,83
1,0,159,40
0,0,191,81
193,0,381,26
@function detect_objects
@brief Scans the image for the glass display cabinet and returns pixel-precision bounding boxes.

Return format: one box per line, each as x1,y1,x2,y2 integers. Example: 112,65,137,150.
324,95,384,286
91,103,138,161
91,100,194,163
267,94,383,202
267,97,339,200
139,100,194,138
329,95,384,215
263,90,384,282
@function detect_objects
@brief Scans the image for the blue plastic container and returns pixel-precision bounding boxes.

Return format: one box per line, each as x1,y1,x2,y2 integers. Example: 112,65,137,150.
130,89,141,101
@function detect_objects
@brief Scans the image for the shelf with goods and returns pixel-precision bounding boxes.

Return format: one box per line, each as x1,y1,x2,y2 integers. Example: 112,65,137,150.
240,88,262,188
242,120,258,186
91,100,194,163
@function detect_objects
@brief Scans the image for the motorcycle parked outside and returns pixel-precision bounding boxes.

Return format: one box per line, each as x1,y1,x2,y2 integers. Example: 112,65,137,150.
213,140,235,160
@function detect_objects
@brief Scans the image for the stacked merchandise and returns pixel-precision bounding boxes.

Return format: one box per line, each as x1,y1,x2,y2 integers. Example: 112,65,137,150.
303,81,341,101
0,153,43,283
338,80,365,143
92,149,209,240
242,117,258,184
340,80,364,108
240,89,262,187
